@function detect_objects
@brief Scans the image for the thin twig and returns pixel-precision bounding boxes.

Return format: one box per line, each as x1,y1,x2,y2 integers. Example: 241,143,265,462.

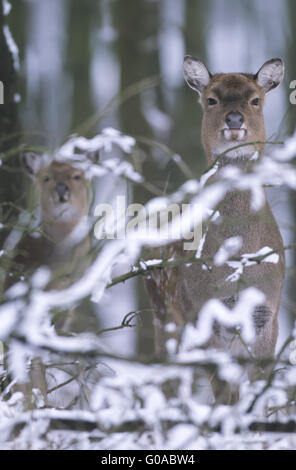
203,140,284,175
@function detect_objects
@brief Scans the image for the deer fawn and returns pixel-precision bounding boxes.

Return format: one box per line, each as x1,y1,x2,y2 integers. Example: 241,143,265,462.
145,57,285,404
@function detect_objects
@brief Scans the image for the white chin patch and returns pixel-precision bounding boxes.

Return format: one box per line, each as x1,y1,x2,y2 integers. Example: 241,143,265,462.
51,203,78,221
223,129,246,142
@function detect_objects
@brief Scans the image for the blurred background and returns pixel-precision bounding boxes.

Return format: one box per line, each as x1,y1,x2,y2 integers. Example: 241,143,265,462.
1,0,296,357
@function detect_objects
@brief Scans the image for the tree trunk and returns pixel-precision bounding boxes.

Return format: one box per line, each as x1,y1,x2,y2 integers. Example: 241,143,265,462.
0,0,21,213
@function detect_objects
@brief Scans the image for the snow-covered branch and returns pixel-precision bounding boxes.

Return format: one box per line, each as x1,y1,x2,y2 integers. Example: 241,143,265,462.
1,128,296,449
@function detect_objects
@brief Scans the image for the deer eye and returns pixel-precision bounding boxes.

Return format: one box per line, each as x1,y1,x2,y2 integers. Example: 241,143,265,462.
43,176,50,182
73,174,81,180
251,98,260,106
207,97,218,106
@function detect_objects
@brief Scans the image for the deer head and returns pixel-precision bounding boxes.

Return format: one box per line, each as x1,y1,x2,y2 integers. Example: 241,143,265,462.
22,153,92,242
183,57,284,164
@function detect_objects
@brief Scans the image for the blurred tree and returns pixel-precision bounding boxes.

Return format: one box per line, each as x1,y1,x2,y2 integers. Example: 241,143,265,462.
287,0,296,328
0,1,17,136
0,0,22,216
66,0,94,131
113,0,154,139
172,0,208,177
113,0,163,354
111,0,209,354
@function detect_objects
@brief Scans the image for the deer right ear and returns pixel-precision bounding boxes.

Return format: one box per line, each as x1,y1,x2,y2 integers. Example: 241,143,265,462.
21,152,42,176
254,58,284,93
183,56,211,95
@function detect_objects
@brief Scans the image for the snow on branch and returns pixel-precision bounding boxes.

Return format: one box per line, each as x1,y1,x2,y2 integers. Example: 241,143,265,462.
180,287,265,350
1,131,296,359
1,130,296,449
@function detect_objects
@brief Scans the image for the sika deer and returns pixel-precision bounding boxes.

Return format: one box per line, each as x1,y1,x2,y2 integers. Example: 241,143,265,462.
1,153,96,407
145,57,285,404
20,154,90,277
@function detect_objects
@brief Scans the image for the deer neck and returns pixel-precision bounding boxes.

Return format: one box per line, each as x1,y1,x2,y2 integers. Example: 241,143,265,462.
220,189,261,217
42,215,89,247
208,152,267,217
43,219,77,244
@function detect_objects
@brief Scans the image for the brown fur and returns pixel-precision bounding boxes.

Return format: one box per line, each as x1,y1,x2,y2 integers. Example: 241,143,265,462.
7,160,91,286
200,73,267,160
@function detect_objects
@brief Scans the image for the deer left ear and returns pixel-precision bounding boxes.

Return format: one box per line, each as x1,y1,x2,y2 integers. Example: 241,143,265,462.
254,58,284,93
183,56,211,95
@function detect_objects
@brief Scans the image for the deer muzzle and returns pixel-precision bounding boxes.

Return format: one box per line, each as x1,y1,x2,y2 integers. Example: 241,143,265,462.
223,111,246,142
55,182,70,203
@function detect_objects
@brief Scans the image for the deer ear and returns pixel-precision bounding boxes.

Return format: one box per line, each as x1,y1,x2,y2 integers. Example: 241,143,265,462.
183,56,211,95
254,58,284,93
21,152,42,176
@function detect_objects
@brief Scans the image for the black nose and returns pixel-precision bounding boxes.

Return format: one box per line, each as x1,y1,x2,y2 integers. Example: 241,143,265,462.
56,182,68,198
225,112,244,129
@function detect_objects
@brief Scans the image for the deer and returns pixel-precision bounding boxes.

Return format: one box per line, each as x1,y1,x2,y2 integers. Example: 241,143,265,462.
19,153,91,282
1,152,97,408
145,57,285,404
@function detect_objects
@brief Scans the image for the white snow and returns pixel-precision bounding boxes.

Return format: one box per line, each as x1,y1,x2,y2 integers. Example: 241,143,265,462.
3,25,19,70
0,128,296,449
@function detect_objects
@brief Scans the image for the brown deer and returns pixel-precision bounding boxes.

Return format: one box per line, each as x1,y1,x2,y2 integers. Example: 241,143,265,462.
20,153,91,280
145,57,285,404
2,153,96,407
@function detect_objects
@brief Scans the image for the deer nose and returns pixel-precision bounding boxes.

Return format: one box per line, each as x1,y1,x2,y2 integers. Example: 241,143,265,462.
56,182,69,198
225,112,244,129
